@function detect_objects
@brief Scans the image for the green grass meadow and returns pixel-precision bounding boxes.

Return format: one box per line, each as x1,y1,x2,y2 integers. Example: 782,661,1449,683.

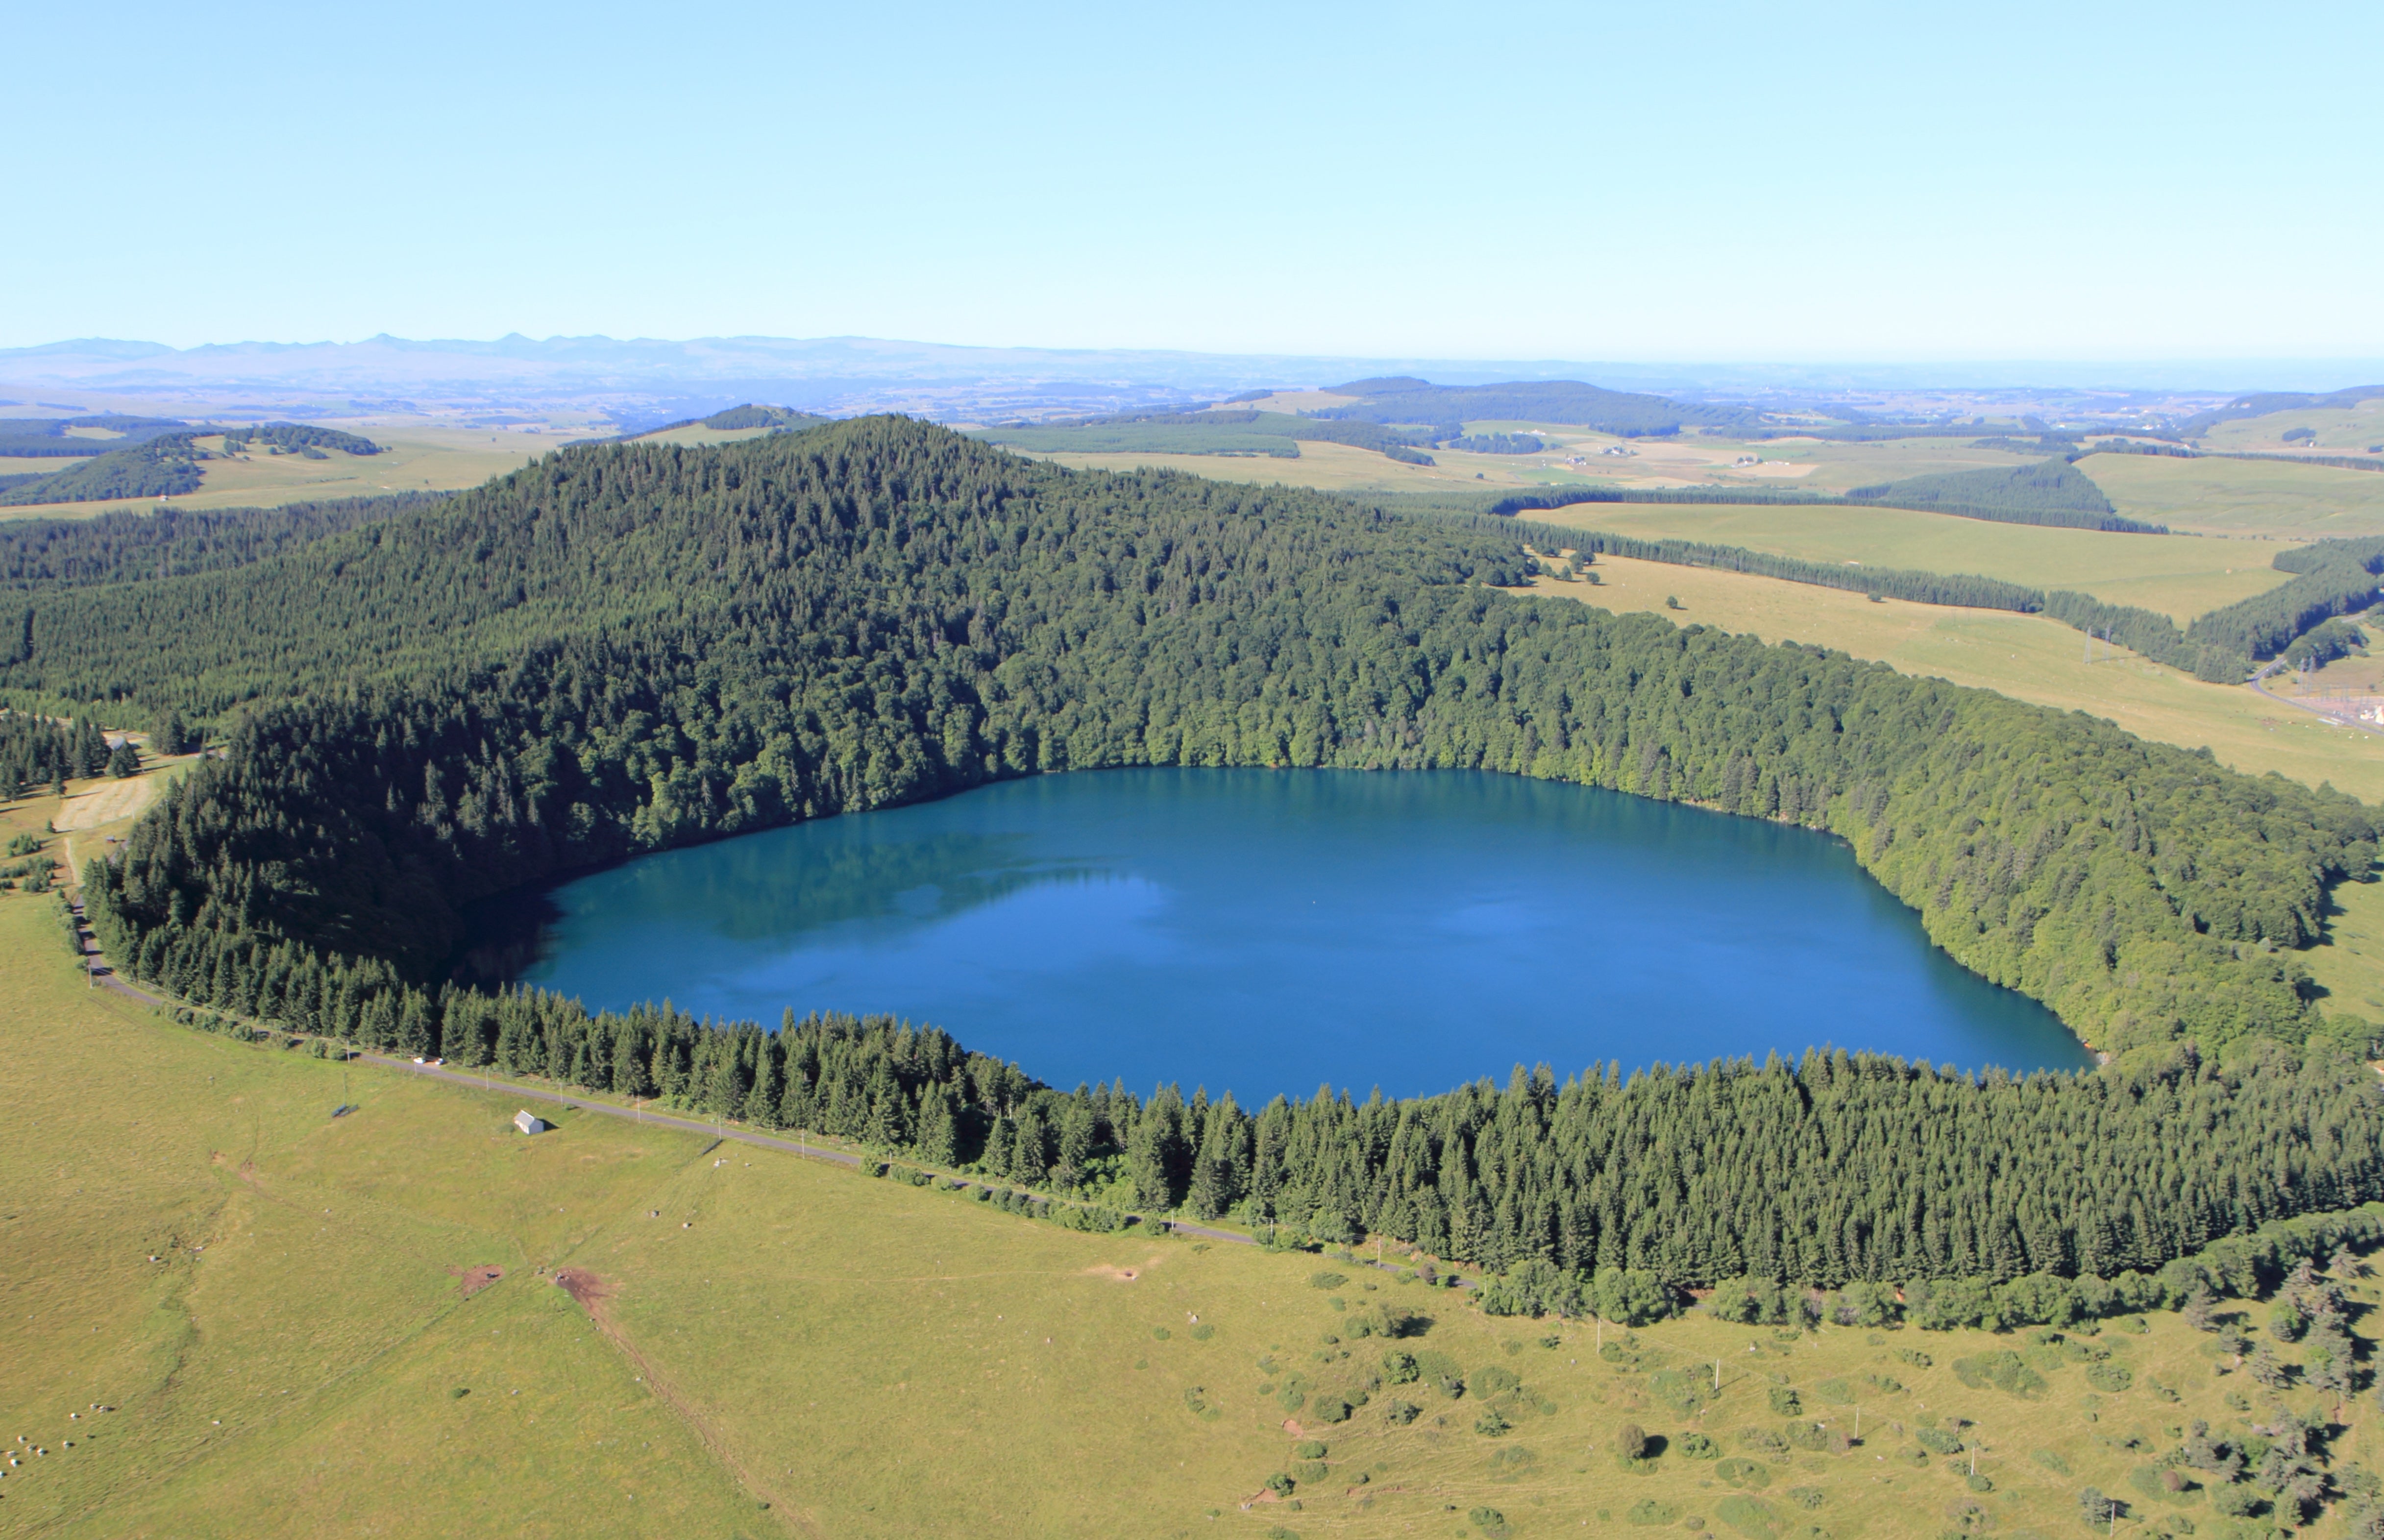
7,848,2384,1537
2081,455,2384,540
1517,501,2299,622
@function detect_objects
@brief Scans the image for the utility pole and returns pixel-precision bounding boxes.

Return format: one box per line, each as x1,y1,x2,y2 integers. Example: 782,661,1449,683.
1713,1357,1721,1393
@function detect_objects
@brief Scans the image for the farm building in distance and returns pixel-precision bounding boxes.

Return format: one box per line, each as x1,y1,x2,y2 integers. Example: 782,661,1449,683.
514,1110,548,1135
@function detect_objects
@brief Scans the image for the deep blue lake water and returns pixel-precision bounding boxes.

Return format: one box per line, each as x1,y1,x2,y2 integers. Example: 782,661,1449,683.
482,768,2089,1102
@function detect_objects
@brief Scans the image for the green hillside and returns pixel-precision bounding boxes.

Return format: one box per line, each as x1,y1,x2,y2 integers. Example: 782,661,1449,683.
1313,377,1763,437
1846,459,2155,533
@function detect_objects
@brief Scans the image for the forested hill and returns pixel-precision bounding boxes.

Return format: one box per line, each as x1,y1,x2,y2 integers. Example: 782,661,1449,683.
1312,378,1760,437
38,417,2374,1071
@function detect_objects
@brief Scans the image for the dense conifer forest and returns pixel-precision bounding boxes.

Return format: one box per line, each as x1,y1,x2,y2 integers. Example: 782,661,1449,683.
20,416,2384,1290
0,492,439,602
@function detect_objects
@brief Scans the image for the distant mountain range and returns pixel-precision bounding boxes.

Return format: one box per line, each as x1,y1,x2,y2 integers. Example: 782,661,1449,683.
2,334,2379,427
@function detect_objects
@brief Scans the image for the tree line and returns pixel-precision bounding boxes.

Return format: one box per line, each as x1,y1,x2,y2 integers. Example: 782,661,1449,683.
220,422,381,457
90,946,2384,1298
0,713,114,797
2186,537,2384,661
1844,458,2160,533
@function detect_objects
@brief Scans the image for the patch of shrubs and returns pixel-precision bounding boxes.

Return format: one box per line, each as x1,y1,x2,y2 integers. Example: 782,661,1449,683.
1916,1427,1966,1457
2085,1362,2134,1393
1737,1427,1791,1464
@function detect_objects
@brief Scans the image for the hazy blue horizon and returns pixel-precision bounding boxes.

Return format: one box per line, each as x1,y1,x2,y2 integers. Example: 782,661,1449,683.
7,1,2374,363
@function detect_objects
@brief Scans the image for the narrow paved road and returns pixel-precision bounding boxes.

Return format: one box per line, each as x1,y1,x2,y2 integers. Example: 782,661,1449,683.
2249,656,2374,731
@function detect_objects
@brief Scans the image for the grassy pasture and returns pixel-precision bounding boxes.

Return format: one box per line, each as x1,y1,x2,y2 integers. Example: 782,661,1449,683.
1516,501,2298,622
1517,556,2384,804
1029,438,1516,493
626,424,782,448
2082,454,2384,539
2307,871,2384,1028
0,426,550,523
8,862,2384,1536
2198,398,2384,455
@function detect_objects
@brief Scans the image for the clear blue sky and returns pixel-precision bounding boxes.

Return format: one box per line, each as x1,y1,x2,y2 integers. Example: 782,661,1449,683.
9,0,2377,362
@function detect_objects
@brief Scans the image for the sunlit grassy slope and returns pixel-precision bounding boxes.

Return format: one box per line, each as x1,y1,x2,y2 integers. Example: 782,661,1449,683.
2197,399,2384,457
11,873,2384,1538
0,427,554,523
2082,454,2384,540
1516,557,2384,805
1516,501,2297,623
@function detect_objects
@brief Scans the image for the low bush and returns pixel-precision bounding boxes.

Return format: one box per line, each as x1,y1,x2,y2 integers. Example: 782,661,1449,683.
1677,1431,1719,1459
1736,1428,1790,1464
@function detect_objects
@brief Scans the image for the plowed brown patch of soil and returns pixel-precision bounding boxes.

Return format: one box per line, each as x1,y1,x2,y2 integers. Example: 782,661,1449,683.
552,1266,610,1306
450,1264,504,1297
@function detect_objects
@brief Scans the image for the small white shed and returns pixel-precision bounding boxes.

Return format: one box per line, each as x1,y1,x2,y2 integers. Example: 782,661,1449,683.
514,1110,548,1136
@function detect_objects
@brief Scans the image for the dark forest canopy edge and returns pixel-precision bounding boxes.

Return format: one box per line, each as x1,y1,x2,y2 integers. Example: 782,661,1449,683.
31,415,2384,1289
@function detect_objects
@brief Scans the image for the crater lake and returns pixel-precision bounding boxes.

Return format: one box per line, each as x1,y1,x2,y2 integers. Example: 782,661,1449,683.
471,768,2089,1100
